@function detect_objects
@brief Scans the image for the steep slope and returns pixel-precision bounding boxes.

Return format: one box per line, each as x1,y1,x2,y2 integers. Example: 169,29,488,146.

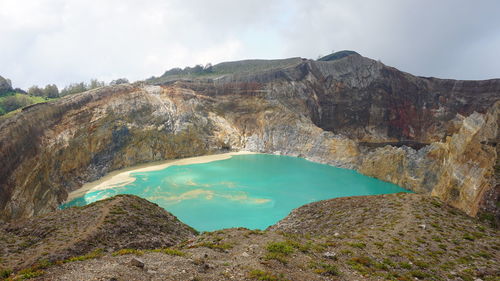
0,195,196,272
3,193,497,281
0,51,498,222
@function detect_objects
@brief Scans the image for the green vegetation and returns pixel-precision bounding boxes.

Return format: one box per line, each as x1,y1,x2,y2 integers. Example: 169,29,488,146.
263,241,296,264
399,262,412,269
0,92,51,116
17,268,45,279
0,77,109,116
317,50,358,61
248,269,288,281
194,241,233,251
409,270,431,279
309,261,341,276
348,242,366,249
59,79,106,96
112,248,144,256
150,248,186,256
266,241,295,255
64,249,104,262
150,57,303,83
1,268,12,278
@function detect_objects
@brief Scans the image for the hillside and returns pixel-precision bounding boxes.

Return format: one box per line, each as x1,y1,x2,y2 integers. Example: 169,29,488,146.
0,195,196,274
0,93,52,117
0,51,498,224
148,57,304,84
1,193,497,280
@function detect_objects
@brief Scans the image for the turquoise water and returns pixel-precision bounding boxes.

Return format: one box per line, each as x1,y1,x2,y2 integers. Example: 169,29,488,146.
61,154,410,231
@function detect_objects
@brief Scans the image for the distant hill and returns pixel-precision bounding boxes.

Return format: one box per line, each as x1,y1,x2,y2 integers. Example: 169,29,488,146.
149,51,362,84
148,57,304,84
317,50,359,61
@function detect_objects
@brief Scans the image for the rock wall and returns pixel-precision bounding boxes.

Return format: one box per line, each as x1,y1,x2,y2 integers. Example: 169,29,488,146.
0,53,498,221
359,102,499,216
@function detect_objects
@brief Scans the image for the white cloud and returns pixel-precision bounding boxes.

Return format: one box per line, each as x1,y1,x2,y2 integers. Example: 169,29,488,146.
0,0,499,89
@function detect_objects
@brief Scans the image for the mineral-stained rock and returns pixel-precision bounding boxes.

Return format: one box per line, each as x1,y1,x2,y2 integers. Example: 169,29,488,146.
359,101,499,216
0,51,498,221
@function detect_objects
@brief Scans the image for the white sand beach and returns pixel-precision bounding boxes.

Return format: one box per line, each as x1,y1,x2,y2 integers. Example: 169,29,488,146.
65,151,258,202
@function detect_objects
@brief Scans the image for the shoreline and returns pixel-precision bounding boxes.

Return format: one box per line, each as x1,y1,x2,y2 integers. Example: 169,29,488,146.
65,151,258,203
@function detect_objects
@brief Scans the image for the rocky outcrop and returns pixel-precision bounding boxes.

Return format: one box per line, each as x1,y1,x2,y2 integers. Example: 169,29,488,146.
0,51,498,221
359,102,499,216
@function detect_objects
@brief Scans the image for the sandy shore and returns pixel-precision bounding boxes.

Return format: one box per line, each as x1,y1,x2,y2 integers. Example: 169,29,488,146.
65,151,258,202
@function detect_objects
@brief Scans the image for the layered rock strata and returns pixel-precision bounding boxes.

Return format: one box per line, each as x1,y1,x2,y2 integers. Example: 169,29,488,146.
0,52,498,221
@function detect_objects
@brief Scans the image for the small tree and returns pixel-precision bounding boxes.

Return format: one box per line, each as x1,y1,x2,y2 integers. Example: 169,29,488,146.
28,85,44,97
110,78,129,85
43,84,59,98
204,63,213,73
60,82,87,96
88,79,105,90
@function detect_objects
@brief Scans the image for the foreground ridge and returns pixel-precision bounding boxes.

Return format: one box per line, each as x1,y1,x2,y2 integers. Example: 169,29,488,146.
0,193,498,280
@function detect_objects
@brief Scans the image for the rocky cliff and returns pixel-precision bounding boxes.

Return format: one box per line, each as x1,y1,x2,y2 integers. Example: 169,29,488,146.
0,51,498,221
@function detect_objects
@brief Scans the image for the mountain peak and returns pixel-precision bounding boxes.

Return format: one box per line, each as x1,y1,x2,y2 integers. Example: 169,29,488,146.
317,50,360,61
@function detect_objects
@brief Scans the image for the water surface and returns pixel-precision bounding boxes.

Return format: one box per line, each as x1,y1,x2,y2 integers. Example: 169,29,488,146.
62,154,410,231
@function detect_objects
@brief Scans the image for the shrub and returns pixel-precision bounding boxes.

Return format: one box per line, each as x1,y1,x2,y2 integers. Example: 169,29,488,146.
0,268,12,278
309,262,341,276
266,242,294,255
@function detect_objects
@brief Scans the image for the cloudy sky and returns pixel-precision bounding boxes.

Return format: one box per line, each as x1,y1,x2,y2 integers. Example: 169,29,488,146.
1,0,499,89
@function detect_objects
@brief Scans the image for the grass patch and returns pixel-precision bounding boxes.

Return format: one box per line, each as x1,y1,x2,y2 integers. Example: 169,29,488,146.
64,249,104,262
248,269,288,281
195,241,233,251
17,268,45,279
413,260,430,269
410,270,431,279
399,262,412,269
309,262,341,276
150,248,186,256
112,248,144,256
1,268,12,278
109,207,127,215
348,242,366,249
264,241,295,264
347,256,374,275
473,251,491,259
463,234,475,241
266,241,294,255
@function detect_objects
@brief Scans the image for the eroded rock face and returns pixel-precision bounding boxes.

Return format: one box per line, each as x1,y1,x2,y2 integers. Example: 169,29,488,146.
0,52,498,221
359,102,499,216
